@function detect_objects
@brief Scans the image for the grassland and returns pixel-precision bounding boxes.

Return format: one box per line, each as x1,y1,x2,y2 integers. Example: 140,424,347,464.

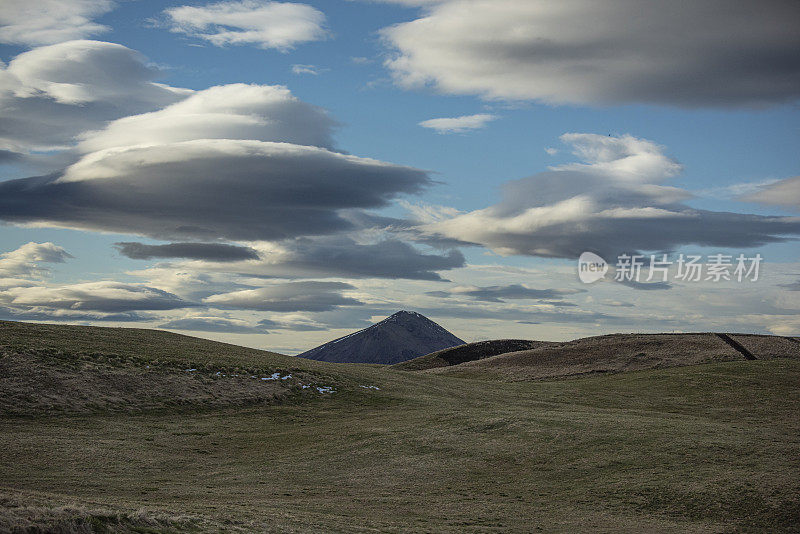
1,321,798,533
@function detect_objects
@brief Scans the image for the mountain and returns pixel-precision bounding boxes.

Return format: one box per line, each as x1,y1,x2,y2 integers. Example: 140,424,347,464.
298,311,465,364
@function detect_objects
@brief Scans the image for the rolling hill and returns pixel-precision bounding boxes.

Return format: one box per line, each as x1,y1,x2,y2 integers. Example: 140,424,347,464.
417,333,799,381
299,310,464,364
0,320,350,416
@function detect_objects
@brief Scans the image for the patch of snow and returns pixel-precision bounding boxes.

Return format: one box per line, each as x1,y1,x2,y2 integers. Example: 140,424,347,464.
185,368,197,372
359,385,380,390
281,374,292,380
259,372,282,381
316,386,335,394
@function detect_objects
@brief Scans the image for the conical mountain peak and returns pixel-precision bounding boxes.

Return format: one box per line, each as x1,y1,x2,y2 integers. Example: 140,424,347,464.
299,311,464,364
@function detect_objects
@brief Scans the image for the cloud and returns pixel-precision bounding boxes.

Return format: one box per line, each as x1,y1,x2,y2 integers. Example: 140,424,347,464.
421,133,800,259
381,0,800,107
431,284,584,302
0,40,189,156
0,281,192,312
418,113,497,134
0,0,114,46
0,307,152,323
158,315,268,333
115,242,260,262
235,236,464,280
204,281,362,311
77,83,337,152
363,0,444,5
0,140,430,241
257,316,326,331
416,305,614,324
740,176,800,211
291,64,324,75
399,200,461,224
779,278,800,291
617,279,673,291
695,178,783,200
164,0,328,51
0,242,72,278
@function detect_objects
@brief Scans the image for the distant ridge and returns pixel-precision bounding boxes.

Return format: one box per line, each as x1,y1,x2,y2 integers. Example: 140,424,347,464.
298,311,465,364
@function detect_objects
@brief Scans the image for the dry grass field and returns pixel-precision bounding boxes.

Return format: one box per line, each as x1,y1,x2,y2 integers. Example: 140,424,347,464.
1,321,798,533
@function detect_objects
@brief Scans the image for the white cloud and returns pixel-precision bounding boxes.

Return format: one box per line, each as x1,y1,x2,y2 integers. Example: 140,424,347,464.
204,281,362,311
165,0,328,51
0,0,114,46
0,242,72,278
159,314,268,333
363,0,444,5
291,64,323,75
0,45,432,244
418,113,496,134
552,133,683,183
0,280,191,312
741,176,800,211
77,83,337,152
0,40,190,156
420,133,800,258
695,179,783,200
382,0,800,107
400,200,462,224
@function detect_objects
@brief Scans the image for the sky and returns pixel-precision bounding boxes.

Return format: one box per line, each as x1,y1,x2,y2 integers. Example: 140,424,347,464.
0,0,798,354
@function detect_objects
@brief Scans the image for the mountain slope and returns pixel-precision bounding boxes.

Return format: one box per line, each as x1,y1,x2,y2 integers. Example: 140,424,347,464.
299,311,465,364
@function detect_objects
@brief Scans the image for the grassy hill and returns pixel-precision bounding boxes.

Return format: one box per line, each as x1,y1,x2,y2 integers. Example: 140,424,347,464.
420,333,799,381
1,321,799,532
0,319,293,368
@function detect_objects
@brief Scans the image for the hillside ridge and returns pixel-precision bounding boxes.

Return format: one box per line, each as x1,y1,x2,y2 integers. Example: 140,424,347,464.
419,332,799,381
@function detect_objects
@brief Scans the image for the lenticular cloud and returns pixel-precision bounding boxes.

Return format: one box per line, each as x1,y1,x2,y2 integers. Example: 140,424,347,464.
420,133,800,259
0,44,432,243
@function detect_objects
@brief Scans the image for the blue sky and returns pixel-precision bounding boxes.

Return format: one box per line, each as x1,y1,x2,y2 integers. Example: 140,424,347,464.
0,0,798,352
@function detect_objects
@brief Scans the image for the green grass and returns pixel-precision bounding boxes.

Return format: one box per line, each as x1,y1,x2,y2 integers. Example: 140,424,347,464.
1,322,799,532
